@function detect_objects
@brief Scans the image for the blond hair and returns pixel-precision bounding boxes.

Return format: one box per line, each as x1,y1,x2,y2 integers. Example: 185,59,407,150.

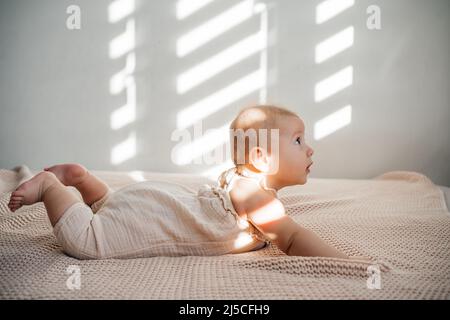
217,104,299,189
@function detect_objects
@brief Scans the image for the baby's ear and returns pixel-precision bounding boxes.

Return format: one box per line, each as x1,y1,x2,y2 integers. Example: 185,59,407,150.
249,147,270,172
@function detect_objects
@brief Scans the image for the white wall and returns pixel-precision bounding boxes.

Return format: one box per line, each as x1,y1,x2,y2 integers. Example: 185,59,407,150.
0,0,449,186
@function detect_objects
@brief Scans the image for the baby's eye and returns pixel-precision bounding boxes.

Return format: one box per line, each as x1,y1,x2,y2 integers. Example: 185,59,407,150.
295,137,301,145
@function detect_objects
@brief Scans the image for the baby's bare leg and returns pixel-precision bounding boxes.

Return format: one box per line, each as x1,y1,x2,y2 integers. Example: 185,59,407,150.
8,171,82,226
44,163,110,206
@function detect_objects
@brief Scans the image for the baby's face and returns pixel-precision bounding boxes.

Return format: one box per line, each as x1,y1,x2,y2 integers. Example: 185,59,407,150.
269,116,314,187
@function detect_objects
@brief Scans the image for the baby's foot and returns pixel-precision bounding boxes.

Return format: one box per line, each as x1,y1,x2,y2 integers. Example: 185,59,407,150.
8,171,56,212
43,163,88,187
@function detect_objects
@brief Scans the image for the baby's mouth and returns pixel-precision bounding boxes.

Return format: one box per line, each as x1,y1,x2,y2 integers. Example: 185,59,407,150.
306,162,313,171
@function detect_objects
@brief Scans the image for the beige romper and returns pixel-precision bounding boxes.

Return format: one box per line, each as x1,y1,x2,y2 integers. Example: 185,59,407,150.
53,173,271,260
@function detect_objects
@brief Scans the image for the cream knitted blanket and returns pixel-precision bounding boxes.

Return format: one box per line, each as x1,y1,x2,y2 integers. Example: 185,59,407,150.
1,166,449,299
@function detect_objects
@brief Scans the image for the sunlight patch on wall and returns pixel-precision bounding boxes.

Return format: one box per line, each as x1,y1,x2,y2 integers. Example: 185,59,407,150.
315,26,354,64
255,3,268,103
108,0,135,23
109,19,135,59
177,69,265,129
110,77,136,130
314,105,352,140
177,31,266,94
109,0,137,166
111,132,136,165
314,65,353,102
110,52,135,95
174,1,270,174
316,0,354,24
176,0,217,20
176,0,254,57
313,1,354,144
172,122,230,165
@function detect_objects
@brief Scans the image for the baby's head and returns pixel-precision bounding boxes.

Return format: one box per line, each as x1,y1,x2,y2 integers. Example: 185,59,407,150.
224,104,314,190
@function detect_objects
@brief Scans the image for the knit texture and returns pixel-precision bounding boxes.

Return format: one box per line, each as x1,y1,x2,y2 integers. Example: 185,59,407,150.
1,166,449,299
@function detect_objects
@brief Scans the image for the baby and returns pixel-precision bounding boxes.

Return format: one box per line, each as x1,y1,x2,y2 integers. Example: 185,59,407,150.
8,105,367,261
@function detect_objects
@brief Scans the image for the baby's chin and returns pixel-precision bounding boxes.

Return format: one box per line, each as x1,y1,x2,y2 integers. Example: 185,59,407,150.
285,176,308,187
298,173,309,185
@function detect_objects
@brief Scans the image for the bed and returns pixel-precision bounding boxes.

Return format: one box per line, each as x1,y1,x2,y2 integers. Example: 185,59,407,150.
0,165,449,299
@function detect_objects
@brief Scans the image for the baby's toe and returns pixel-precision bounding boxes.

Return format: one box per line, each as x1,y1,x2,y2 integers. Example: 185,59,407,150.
12,189,26,197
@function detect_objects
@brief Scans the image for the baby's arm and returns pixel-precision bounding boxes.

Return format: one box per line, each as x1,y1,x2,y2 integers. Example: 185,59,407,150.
246,193,349,259
272,215,349,258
